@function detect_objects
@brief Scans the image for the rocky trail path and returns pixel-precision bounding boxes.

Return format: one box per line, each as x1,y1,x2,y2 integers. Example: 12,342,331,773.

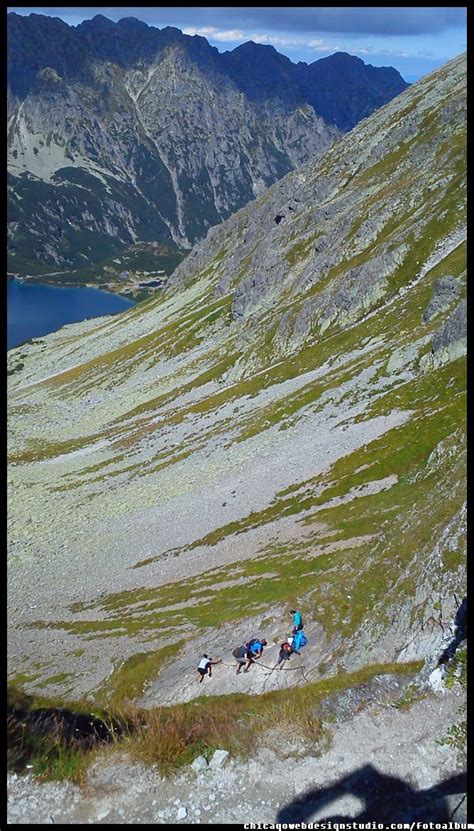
7,678,467,824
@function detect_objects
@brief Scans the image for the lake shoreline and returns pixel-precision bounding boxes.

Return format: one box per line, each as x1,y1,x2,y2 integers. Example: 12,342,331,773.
7,271,138,301
7,278,135,351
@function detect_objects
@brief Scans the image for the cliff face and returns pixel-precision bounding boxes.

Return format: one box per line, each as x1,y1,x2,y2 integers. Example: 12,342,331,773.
7,13,408,278
7,55,466,706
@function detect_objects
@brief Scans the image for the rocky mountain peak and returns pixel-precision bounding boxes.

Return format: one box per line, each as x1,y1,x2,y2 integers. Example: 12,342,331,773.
295,50,409,130
81,13,117,29
117,16,151,30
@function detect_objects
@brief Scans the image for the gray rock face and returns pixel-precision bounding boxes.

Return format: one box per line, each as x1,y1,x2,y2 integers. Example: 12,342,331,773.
432,300,467,355
7,13,343,277
167,51,465,353
315,245,408,334
423,276,462,322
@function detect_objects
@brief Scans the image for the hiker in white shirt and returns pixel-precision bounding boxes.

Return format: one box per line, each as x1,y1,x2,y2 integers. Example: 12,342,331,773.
197,654,221,683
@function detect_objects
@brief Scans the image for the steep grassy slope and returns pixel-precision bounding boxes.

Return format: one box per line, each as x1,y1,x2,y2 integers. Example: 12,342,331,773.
7,55,466,706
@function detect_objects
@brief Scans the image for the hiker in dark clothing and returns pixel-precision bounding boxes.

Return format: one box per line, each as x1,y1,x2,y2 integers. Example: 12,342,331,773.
232,644,248,674
243,638,267,672
197,654,221,683
290,609,303,633
276,641,300,669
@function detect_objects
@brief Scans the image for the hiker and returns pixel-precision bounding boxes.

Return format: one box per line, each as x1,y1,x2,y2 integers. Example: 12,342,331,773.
232,643,252,675
276,640,300,669
243,638,267,672
232,644,248,674
292,628,308,651
290,609,303,633
197,654,221,683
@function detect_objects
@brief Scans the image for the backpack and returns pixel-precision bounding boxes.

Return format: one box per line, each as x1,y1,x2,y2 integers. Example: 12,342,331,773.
294,631,308,650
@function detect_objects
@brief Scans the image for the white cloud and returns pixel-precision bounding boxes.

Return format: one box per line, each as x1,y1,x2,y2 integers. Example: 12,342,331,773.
213,29,246,43
250,32,302,47
178,23,434,64
310,42,341,52
184,25,306,49
330,44,413,60
183,26,245,42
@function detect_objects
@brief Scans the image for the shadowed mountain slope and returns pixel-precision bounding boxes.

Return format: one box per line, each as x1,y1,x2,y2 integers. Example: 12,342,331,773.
7,13,408,280
7,54,466,707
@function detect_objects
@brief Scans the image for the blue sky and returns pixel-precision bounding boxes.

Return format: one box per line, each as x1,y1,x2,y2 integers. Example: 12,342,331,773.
7,7,467,82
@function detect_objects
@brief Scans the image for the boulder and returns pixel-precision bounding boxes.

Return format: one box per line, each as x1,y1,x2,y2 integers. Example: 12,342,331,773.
422,276,461,322
191,755,208,772
209,749,230,769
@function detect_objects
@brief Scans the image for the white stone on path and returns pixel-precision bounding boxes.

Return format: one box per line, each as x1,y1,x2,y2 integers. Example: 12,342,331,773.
191,754,208,772
209,749,229,769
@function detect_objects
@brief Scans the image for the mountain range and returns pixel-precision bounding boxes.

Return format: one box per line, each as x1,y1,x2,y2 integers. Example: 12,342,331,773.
7,12,408,283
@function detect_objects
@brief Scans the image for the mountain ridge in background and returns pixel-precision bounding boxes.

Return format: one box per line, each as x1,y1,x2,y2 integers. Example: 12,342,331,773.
7,12,409,286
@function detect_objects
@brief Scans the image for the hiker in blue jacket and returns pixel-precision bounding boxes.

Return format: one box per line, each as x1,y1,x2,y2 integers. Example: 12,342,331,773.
243,638,267,672
292,629,308,651
290,609,303,633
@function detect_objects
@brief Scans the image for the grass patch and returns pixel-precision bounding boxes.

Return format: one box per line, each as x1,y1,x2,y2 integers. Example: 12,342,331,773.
444,646,467,690
390,683,430,710
93,643,184,706
35,673,74,689
285,233,319,268
435,647,467,752
7,685,124,782
7,660,422,779
25,355,465,652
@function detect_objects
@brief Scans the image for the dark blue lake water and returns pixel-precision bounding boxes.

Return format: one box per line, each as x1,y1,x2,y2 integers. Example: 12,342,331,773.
7,279,134,351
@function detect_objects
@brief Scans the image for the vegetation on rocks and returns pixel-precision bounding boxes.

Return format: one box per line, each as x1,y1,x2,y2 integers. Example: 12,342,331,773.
7,660,422,781
436,647,467,752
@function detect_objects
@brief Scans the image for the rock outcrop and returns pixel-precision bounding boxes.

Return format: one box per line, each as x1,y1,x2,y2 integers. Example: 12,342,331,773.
423,276,462,322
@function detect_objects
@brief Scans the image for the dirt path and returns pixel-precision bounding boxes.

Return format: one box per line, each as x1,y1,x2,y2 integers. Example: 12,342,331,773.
7,682,467,824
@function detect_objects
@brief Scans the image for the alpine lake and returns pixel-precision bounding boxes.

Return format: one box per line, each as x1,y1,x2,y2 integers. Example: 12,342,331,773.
7,278,135,351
